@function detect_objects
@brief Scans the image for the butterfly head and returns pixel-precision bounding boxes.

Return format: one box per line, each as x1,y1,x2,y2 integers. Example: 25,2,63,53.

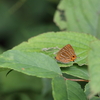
70,55,76,62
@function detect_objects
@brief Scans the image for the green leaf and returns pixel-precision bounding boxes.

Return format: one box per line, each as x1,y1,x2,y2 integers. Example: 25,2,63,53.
84,83,100,100
52,76,68,100
0,50,61,78
61,65,89,80
88,40,100,95
54,0,100,37
84,83,91,97
52,76,87,100
90,97,100,100
13,32,97,67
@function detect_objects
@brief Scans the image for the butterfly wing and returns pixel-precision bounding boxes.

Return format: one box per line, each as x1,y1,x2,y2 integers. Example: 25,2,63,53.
55,44,76,63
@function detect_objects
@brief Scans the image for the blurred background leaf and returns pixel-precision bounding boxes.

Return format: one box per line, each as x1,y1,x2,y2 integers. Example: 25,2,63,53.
0,0,60,100
88,40,100,96
0,0,60,50
84,83,100,100
54,0,100,38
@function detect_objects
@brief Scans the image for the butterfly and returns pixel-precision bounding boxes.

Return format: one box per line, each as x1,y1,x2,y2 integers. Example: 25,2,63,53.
55,44,76,63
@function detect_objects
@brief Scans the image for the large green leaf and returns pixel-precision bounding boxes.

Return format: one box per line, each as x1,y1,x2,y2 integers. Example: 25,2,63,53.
61,65,89,80
52,76,87,100
13,32,97,67
0,50,61,78
54,0,100,38
88,40,100,95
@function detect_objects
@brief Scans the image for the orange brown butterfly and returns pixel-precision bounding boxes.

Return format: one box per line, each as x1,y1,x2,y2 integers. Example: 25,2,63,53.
55,44,77,63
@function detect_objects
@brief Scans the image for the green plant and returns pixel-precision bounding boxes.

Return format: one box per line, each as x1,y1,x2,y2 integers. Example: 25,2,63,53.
0,0,100,100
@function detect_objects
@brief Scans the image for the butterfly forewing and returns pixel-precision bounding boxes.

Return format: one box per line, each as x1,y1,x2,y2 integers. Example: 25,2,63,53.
55,44,76,63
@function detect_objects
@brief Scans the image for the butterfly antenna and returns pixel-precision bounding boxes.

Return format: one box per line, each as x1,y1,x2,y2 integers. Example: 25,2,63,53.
6,69,13,77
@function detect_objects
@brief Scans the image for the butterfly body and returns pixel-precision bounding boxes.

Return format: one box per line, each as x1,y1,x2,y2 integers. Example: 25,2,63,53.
55,44,76,63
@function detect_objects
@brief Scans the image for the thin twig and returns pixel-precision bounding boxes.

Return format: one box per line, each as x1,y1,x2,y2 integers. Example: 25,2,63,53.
64,77,89,82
